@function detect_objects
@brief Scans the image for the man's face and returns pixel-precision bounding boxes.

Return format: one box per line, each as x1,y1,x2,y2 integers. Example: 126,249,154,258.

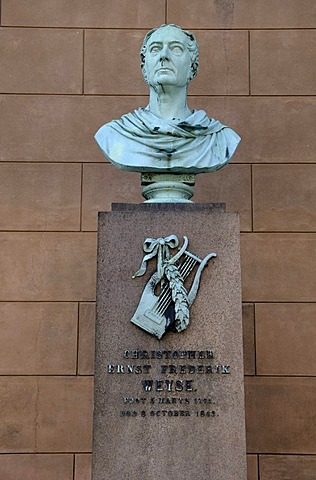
144,26,192,88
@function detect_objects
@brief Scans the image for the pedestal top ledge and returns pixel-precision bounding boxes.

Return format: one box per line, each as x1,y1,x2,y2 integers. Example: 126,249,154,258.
110,202,226,213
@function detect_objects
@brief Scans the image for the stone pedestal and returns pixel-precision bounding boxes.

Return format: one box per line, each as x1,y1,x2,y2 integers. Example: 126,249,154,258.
92,203,247,480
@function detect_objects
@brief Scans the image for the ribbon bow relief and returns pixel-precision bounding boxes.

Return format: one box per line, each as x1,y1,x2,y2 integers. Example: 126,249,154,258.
132,235,179,281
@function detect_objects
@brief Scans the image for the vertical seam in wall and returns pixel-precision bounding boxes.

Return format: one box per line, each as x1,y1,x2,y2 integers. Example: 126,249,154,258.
251,164,254,231
165,0,168,23
80,163,83,231
82,29,85,95
248,30,251,95
76,303,80,376
254,303,257,376
73,453,76,480
257,453,260,479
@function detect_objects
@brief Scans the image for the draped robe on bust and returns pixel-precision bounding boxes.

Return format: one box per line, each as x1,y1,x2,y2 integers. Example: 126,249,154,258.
95,108,240,174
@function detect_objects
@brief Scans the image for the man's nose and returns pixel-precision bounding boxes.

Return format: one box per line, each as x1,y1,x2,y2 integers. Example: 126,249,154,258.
159,45,170,62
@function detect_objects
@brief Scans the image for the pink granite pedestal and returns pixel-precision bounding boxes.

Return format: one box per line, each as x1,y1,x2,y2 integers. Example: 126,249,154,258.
93,203,247,480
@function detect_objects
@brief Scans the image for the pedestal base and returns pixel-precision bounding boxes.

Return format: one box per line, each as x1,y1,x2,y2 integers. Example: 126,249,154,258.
93,203,247,480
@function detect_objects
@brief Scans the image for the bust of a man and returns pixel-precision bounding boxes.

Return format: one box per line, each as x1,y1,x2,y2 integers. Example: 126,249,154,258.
95,24,240,174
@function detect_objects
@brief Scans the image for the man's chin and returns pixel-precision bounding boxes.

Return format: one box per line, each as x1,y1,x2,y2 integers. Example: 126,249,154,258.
156,73,175,81
152,77,179,88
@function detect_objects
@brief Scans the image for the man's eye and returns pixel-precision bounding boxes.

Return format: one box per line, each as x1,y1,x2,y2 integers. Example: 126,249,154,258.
150,46,160,53
172,46,184,53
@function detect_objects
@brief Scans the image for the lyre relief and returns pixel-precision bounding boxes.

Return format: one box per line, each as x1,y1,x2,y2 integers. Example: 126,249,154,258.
131,235,216,339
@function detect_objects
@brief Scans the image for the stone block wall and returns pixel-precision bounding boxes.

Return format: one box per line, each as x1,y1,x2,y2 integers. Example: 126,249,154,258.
0,1,315,478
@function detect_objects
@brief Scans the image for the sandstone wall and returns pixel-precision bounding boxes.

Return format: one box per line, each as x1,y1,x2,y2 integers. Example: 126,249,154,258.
0,1,315,478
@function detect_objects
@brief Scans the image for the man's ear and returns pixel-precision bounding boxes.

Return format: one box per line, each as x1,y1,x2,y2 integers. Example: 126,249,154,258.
187,65,195,83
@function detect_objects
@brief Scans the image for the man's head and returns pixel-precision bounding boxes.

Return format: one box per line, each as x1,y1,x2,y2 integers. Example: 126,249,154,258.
140,24,199,87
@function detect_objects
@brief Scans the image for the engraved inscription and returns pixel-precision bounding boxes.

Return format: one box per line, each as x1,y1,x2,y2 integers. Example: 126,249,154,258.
141,379,195,392
107,348,232,419
123,350,214,359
